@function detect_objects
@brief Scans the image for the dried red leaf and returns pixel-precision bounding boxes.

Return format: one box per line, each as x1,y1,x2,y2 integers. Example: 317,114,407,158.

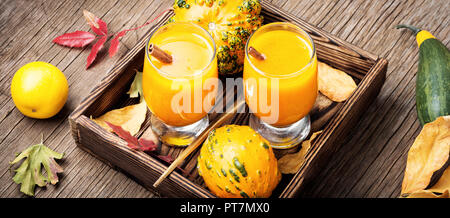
157,155,175,164
105,123,187,175
105,121,139,148
92,17,108,36
109,30,127,57
106,122,157,152
86,36,107,69
83,10,99,28
138,138,157,152
53,31,96,48
108,8,173,57
54,8,173,69
83,10,107,36
156,155,189,176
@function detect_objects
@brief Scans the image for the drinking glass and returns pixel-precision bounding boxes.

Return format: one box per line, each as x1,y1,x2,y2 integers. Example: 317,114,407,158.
244,22,318,149
143,22,218,146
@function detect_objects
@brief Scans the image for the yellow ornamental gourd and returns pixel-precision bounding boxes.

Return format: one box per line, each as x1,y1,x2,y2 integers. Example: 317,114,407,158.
197,125,281,198
170,0,264,75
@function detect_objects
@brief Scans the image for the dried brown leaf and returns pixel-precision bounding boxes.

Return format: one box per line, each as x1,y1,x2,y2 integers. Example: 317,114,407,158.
401,116,450,194
92,101,147,136
428,167,450,194
318,62,357,102
311,93,334,115
405,189,449,198
278,131,323,174
10,141,64,196
403,168,450,198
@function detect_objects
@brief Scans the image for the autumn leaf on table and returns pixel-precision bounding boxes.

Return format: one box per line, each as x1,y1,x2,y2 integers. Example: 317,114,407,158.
52,31,96,48
405,189,449,198
109,30,127,57
427,167,450,194
156,154,190,176
127,70,144,100
404,167,450,198
108,7,172,57
318,62,357,102
106,121,157,152
91,71,146,135
157,155,175,163
83,10,108,36
101,123,186,175
53,8,172,69
401,116,450,195
278,131,323,174
92,100,147,136
9,139,64,196
86,35,107,69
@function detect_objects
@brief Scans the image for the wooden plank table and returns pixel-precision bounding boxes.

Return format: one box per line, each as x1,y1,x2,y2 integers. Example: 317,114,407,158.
0,0,448,198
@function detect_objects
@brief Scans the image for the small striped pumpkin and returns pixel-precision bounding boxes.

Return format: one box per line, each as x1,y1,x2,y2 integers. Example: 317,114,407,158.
197,125,281,198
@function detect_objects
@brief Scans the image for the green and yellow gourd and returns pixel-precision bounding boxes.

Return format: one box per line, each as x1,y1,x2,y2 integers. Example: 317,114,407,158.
197,125,281,198
397,25,450,125
170,0,264,75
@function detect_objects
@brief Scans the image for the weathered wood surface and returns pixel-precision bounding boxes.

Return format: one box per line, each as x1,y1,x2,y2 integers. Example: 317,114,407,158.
0,0,448,198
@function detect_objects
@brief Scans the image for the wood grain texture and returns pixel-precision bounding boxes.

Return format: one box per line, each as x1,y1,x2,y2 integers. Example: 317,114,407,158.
67,1,386,198
0,0,448,198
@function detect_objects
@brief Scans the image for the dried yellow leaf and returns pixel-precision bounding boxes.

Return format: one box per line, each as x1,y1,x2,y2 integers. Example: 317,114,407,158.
401,116,450,194
405,189,449,198
311,93,334,115
318,62,357,102
428,167,450,194
404,167,450,198
83,10,99,28
92,101,147,136
127,70,143,99
278,131,323,174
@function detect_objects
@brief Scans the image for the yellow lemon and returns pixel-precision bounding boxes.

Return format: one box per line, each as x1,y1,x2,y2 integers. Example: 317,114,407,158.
11,62,68,119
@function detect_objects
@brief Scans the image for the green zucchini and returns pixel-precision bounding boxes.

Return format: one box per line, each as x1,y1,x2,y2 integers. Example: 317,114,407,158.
397,24,450,125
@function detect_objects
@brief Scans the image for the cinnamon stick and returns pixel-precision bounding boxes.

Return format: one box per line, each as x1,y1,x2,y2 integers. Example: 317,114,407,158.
149,43,173,64
248,46,266,61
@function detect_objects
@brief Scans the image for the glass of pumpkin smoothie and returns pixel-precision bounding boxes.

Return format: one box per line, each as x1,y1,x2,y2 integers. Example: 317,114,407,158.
143,22,218,146
244,22,318,149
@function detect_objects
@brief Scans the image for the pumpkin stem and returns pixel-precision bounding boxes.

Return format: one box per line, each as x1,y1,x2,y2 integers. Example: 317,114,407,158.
396,24,421,35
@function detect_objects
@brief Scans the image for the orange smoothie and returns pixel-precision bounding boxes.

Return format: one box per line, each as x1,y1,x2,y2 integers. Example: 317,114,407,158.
143,23,218,127
244,24,318,127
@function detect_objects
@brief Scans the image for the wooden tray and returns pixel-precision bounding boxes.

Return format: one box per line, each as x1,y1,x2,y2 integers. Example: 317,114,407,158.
69,2,388,198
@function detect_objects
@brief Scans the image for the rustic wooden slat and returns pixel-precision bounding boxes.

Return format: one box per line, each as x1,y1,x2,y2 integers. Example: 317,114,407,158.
75,115,215,198
297,0,449,198
1,0,448,198
67,1,388,198
281,59,387,198
0,0,176,198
